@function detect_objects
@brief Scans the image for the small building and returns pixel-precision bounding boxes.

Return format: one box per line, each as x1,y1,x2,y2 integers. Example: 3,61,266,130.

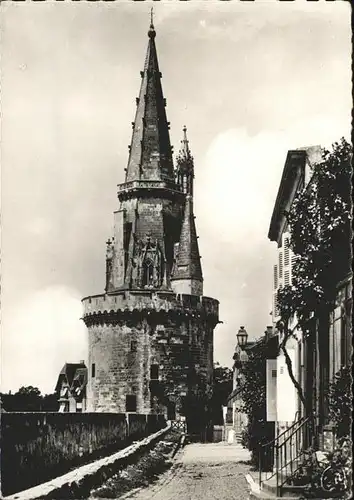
55,361,87,413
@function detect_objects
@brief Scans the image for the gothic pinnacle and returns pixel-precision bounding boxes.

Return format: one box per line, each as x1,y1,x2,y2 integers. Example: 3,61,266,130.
148,7,156,39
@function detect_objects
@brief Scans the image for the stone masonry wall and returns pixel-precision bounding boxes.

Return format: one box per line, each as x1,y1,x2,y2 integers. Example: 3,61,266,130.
0,412,165,496
87,313,214,416
84,291,218,417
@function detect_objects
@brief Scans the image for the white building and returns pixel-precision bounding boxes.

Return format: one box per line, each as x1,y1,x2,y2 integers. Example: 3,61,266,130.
268,146,322,429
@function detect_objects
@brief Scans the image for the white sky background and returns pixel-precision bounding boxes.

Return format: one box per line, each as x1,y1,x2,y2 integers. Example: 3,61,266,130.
0,1,351,394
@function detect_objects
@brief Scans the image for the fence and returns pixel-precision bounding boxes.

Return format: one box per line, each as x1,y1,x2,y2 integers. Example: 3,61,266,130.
0,412,166,496
259,414,314,497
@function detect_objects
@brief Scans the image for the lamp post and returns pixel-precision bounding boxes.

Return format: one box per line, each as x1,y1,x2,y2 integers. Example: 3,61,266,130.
237,326,248,347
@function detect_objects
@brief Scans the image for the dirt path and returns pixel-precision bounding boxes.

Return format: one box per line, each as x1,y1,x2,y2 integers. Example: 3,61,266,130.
119,442,252,500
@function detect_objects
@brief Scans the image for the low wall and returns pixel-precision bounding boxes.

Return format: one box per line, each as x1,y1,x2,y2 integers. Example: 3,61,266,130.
0,412,166,496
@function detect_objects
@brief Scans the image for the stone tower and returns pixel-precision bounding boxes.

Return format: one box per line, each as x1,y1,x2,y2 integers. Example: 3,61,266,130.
82,20,219,431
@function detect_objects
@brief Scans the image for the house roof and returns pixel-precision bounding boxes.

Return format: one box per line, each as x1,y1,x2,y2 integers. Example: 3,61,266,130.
55,363,87,392
268,150,307,243
268,146,322,243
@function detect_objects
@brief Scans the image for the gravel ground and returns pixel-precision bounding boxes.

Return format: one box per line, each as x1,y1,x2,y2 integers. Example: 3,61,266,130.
116,442,253,500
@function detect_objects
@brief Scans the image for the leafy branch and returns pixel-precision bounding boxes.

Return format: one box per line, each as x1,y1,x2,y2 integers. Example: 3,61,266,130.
276,137,352,407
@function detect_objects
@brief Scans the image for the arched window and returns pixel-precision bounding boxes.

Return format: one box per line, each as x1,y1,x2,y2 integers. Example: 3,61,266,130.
142,258,154,287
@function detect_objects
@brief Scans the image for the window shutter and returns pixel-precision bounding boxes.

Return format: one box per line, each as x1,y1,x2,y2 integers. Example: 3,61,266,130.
279,252,283,278
284,238,290,266
284,270,290,286
273,265,278,290
273,292,279,318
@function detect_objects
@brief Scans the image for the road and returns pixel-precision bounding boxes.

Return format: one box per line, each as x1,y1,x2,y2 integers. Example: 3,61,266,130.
121,442,252,500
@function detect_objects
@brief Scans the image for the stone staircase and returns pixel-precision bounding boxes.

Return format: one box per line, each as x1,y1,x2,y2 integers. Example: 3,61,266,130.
235,431,243,444
247,472,305,500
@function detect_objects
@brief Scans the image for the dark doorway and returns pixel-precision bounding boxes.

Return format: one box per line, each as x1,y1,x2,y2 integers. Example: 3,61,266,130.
126,395,137,412
167,402,176,420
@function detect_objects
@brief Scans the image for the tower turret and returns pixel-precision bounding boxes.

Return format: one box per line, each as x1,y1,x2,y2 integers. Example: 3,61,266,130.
171,128,203,296
176,126,194,196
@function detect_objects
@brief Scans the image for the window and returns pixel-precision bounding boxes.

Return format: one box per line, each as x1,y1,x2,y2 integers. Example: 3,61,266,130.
273,265,278,290
60,386,68,397
126,395,137,412
124,222,132,273
91,363,96,378
150,364,159,380
279,252,283,278
131,340,137,352
142,259,154,287
272,370,277,378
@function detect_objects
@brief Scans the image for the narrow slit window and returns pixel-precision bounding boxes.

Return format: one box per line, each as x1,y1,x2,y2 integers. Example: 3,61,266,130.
150,364,159,380
126,395,137,412
91,363,96,378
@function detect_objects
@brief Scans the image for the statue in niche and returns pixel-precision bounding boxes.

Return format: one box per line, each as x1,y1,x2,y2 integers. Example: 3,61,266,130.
136,235,164,289
105,239,114,291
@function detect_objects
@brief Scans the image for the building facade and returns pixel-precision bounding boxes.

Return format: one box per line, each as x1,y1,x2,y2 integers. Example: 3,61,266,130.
268,146,322,429
268,143,352,450
81,22,219,430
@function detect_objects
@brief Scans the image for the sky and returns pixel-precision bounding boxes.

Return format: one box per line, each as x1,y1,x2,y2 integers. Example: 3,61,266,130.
0,1,351,395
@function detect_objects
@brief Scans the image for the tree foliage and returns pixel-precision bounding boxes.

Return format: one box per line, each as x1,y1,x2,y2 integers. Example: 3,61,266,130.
237,341,275,469
276,138,352,406
0,386,59,412
327,366,352,438
278,138,352,328
211,363,233,425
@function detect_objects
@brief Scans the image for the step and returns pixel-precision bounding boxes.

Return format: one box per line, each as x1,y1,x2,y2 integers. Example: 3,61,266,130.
249,490,301,500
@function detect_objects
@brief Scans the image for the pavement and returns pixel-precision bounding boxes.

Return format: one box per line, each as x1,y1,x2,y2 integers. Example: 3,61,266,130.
119,442,253,500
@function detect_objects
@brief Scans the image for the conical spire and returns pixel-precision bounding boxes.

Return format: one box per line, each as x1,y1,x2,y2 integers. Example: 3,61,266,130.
125,16,174,183
173,196,203,280
171,128,203,296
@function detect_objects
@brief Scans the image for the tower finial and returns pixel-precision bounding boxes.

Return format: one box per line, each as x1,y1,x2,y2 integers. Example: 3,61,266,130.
148,7,156,38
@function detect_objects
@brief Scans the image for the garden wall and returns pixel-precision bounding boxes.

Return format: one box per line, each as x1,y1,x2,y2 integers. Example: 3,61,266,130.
0,412,166,496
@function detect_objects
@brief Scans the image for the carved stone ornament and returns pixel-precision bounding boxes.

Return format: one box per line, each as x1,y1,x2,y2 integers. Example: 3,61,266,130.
135,236,164,288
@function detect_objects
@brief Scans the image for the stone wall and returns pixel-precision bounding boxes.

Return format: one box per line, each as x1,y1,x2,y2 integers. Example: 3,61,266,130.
86,311,216,419
0,412,166,496
84,291,218,419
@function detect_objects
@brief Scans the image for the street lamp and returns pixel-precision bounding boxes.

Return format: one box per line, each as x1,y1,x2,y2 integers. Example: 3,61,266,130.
237,326,248,347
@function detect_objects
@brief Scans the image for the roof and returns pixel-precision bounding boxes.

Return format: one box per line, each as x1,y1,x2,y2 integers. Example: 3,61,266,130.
55,363,87,392
124,21,174,183
268,146,322,243
228,387,242,403
171,195,203,282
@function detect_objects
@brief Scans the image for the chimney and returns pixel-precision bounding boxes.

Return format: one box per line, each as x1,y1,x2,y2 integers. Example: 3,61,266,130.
80,360,85,365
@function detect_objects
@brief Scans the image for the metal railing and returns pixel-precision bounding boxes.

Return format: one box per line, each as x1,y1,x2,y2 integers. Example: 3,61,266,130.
259,414,314,497
171,420,187,433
